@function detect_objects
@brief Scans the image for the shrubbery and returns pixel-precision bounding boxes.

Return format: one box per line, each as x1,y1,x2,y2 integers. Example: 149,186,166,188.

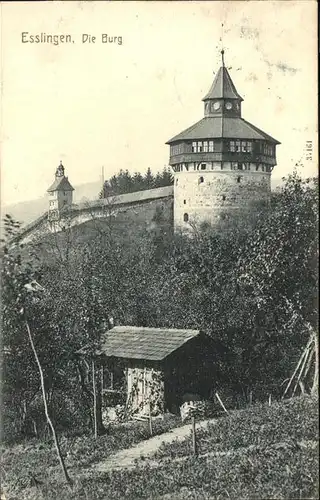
1,173,318,443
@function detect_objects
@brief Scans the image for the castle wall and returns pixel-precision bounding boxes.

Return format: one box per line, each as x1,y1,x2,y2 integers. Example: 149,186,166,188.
174,169,271,230
13,186,174,246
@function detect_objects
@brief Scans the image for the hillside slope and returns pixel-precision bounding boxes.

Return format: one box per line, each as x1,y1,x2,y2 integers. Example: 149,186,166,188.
1,396,318,500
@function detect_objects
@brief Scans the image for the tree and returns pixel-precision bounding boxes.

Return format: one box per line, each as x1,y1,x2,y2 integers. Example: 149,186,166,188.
154,166,174,188
99,166,173,198
143,167,154,190
238,172,318,395
1,217,72,484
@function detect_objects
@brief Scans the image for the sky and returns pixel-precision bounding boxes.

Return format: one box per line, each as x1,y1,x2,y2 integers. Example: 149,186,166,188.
1,0,318,206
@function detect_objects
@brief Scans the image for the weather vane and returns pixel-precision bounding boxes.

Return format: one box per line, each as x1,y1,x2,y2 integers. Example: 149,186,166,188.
220,23,225,67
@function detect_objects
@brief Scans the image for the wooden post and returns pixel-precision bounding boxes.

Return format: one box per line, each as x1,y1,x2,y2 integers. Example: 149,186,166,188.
215,392,229,414
149,403,153,436
192,415,197,457
249,391,253,406
100,366,104,391
292,344,312,397
268,394,272,406
282,337,313,399
92,359,98,439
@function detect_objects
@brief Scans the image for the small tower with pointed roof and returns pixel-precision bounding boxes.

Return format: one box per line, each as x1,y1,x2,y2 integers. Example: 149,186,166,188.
47,161,74,220
166,51,280,230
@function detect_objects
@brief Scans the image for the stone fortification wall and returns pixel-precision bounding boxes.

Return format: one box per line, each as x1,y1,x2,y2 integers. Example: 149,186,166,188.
13,186,174,245
174,170,271,229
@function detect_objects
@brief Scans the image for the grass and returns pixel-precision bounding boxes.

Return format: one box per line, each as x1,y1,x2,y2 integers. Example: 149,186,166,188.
1,414,181,499
154,395,318,460
1,396,318,500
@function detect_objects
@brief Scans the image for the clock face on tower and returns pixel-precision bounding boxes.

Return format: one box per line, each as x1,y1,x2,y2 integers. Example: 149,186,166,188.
225,102,233,110
213,101,221,110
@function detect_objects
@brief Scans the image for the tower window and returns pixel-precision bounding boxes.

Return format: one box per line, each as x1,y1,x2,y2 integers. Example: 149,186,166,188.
171,144,184,156
191,140,216,153
263,144,273,156
183,213,189,223
222,195,226,201
231,140,253,153
237,176,241,183
183,199,186,204
199,176,204,184
201,163,206,170
176,178,178,185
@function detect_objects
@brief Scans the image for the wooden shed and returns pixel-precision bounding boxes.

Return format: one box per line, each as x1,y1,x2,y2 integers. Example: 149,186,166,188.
96,326,218,416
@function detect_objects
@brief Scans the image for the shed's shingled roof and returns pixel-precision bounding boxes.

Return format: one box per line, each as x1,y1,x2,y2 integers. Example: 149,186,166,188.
166,117,280,144
97,326,200,361
47,177,75,192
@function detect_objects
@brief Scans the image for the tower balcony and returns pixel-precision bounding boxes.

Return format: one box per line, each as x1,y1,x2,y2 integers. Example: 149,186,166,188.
169,151,276,167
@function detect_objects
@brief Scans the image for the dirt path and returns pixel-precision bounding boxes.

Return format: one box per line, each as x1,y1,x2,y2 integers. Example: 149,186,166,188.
93,418,216,472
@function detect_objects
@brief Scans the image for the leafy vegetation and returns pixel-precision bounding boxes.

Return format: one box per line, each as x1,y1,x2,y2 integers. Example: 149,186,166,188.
1,172,318,444
99,166,173,198
1,170,318,498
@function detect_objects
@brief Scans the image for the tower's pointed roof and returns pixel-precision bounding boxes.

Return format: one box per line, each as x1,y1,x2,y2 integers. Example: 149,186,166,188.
47,162,74,192
202,50,243,101
47,176,74,192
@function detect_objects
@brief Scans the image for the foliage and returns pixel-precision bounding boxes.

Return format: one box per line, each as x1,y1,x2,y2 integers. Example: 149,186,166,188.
99,166,173,198
2,172,318,442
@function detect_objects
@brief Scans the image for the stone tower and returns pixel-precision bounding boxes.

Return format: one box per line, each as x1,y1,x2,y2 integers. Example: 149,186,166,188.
166,51,280,231
47,161,74,221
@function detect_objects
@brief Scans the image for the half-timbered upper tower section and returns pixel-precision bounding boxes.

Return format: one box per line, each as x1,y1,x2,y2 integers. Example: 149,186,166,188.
166,51,281,230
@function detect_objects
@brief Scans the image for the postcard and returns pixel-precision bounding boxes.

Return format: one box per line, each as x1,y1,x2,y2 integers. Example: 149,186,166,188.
1,2,318,499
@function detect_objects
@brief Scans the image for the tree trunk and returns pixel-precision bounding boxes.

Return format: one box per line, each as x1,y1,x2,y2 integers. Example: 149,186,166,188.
92,359,104,437
76,361,94,422
311,332,319,396
25,321,72,486
92,359,98,439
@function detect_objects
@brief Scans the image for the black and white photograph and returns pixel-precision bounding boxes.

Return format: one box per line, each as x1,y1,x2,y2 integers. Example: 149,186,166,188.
1,1,318,499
